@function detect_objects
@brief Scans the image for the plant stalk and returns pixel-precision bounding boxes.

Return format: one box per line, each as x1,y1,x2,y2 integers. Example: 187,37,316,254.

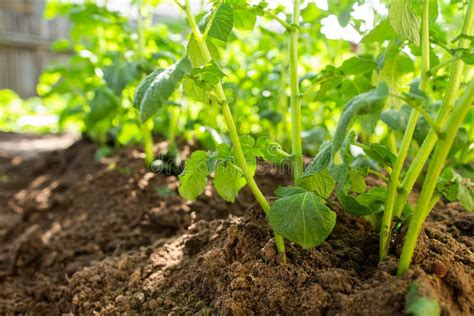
398,79,474,275
392,0,474,218
183,0,286,261
380,0,431,260
289,0,303,181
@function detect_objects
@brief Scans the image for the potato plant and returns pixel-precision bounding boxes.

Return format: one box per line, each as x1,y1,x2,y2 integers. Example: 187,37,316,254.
130,0,474,273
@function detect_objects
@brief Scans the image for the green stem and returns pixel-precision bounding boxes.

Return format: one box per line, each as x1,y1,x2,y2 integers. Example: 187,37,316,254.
380,0,431,261
368,169,388,182
262,9,291,30
398,79,474,276
427,53,474,76
141,119,154,165
289,0,303,181
392,0,474,218
203,0,222,37
388,93,442,136
183,0,286,261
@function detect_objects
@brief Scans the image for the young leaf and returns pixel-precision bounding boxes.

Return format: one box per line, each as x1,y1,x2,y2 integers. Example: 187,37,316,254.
214,160,246,202
255,136,288,163
199,3,234,42
340,56,377,75
437,169,473,211
296,168,335,199
234,8,256,30
332,84,388,158
183,77,209,103
190,61,226,85
388,0,421,45
268,191,336,249
304,142,332,176
337,192,375,216
178,150,210,201
135,57,192,121
361,19,398,43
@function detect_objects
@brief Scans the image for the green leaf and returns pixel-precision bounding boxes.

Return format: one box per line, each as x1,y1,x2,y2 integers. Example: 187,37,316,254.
234,8,256,30
412,0,439,24
340,56,377,75
214,160,246,202
199,3,234,42
301,3,320,22
332,84,388,158
178,150,210,201
255,136,288,163
297,168,335,199
338,191,374,216
364,143,397,166
88,87,119,123
183,77,209,103
348,168,366,193
437,169,473,212
330,132,355,191
135,57,192,121
190,61,226,85
268,191,337,249
406,282,440,316
304,142,332,176
274,186,307,198
356,186,387,212
388,0,421,45
361,19,398,43
103,61,139,95
187,37,210,67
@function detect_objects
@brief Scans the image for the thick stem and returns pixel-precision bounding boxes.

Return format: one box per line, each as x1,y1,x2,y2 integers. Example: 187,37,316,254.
380,0,431,260
289,0,303,181
183,0,286,261
398,79,474,275
392,0,474,218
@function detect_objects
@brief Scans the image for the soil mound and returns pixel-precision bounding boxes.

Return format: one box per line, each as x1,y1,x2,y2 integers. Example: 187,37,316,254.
0,135,472,315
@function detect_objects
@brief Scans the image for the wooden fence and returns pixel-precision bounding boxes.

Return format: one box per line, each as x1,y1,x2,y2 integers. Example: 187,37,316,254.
0,0,70,98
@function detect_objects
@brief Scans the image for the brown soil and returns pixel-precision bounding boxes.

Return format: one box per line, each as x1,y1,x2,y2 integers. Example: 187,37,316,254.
0,133,472,315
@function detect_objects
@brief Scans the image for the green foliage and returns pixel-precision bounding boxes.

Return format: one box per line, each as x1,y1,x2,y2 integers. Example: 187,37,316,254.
332,84,388,159
3,0,471,264
135,57,192,121
268,189,336,249
178,150,210,200
296,168,335,199
389,0,421,45
437,169,473,211
199,3,234,42
361,19,398,43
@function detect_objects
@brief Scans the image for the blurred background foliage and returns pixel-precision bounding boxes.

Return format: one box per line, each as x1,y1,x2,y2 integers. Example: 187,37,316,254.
0,0,471,161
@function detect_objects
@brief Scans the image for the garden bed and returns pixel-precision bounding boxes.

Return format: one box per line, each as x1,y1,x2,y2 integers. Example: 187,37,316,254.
0,134,472,315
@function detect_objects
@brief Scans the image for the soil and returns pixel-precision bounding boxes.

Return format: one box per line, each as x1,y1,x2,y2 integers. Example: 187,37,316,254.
0,132,472,315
